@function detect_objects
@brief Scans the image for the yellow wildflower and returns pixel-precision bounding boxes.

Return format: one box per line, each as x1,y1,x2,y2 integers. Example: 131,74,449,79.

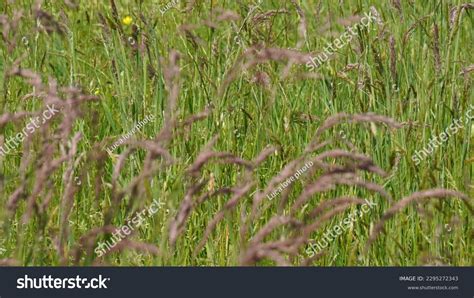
122,16,133,26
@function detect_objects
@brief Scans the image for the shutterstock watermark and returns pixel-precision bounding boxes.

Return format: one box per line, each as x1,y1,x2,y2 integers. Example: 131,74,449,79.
267,161,314,201
17,275,110,289
95,198,167,257
412,104,474,166
0,238,5,255
305,199,377,257
306,7,382,71
0,104,60,157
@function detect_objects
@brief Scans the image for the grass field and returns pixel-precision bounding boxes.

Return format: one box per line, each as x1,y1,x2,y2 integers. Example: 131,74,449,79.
0,0,472,266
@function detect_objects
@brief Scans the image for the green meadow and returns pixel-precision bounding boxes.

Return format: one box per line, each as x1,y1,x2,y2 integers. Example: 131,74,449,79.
0,0,472,266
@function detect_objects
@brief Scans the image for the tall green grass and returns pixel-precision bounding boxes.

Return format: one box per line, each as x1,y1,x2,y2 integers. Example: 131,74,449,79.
0,0,472,266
